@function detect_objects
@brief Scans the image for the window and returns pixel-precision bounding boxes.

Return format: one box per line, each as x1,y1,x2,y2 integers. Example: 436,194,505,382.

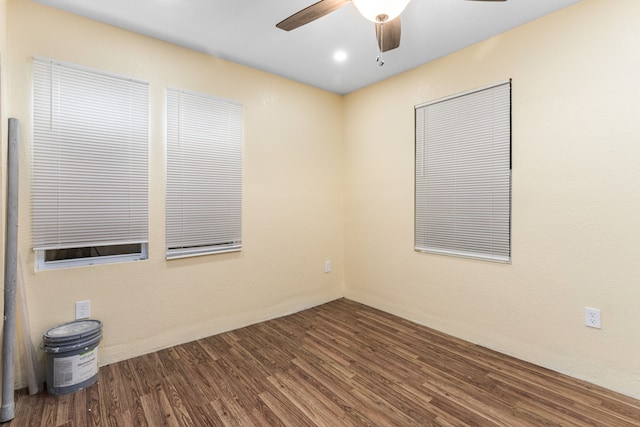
32,57,149,270
415,81,511,262
166,88,243,259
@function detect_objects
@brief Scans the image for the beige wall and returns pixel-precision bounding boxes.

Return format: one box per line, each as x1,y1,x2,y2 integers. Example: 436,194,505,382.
344,0,640,399
2,0,639,401
1,0,7,247
3,0,344,387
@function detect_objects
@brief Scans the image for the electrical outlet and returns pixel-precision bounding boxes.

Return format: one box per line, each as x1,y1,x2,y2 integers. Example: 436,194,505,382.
324,260,331,273
76,300,91,320
585,307,601,329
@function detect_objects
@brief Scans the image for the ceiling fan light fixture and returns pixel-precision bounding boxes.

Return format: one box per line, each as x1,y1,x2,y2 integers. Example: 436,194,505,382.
352,0,412,23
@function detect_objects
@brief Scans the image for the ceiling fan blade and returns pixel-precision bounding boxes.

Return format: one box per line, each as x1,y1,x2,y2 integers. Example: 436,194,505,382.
376,17,401,52
276,0,351,31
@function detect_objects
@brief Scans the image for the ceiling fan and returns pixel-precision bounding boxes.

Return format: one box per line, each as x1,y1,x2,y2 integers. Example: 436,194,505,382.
277,0,508,57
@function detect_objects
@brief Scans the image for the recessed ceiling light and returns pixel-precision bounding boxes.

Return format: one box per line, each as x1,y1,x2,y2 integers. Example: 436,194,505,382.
333,51,348,62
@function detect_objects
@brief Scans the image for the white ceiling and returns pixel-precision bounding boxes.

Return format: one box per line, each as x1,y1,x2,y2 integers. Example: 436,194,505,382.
34,0,582,94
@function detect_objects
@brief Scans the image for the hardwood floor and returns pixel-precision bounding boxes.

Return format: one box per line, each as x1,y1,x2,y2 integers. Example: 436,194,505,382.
8,298,640,426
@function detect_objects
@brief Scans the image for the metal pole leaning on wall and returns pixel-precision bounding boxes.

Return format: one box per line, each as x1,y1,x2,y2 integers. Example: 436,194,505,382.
1,118,20,423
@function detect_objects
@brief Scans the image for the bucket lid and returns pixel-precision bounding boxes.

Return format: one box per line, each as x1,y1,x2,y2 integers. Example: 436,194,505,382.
43,319,103,343
42,332,102,353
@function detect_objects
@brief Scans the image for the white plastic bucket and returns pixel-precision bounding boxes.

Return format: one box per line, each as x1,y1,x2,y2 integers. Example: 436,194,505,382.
42,319,103,396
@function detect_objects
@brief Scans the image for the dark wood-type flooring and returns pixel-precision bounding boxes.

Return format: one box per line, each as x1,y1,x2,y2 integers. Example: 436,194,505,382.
7,298,640,426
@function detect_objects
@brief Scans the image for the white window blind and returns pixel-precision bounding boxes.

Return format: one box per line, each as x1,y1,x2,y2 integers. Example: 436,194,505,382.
415,81,511,262
32,57,149,251
166,88,243,259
